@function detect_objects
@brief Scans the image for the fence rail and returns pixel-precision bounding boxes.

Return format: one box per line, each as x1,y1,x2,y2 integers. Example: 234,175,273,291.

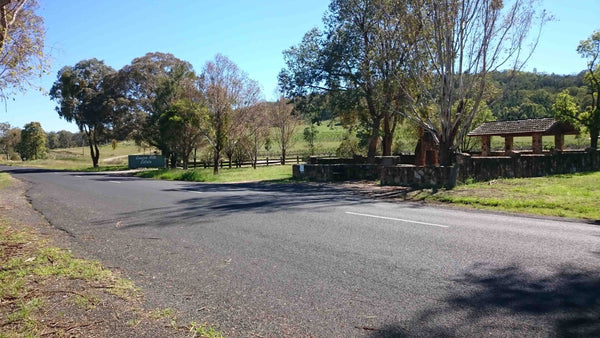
189,154,336,169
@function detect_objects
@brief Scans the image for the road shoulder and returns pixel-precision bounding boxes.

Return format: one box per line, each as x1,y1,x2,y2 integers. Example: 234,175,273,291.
0,174,195,337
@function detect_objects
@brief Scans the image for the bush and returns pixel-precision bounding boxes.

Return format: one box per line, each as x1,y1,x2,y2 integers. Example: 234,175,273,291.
336,135,362,157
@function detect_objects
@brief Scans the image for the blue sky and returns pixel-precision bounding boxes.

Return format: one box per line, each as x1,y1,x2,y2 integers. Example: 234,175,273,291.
2,0,599,132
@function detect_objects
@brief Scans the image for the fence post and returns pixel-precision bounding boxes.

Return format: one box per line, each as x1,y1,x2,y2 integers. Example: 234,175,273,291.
297,155,299,164
266,157,269,166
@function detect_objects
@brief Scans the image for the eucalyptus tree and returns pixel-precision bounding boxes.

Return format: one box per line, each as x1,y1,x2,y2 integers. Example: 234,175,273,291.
50,59,117,167
280,0,416,159
116,52,194,155
154,68,208,169
576,30,600,149
0,0,48,101
400,0,548,165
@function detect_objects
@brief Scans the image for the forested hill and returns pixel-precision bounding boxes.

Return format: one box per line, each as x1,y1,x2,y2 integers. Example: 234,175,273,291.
488,70,590,121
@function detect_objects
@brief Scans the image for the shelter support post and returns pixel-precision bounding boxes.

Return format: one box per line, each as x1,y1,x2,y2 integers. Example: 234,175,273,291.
504,136,514,154
555,134,564,151
481,136,491,156
532,133,543,154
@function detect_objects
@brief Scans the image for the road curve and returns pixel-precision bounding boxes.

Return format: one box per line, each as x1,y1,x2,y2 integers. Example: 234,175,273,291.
3,166,600,337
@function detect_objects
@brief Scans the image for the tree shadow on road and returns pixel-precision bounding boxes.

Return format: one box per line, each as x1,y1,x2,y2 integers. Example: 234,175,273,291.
105,181,407,229
371,263,600,337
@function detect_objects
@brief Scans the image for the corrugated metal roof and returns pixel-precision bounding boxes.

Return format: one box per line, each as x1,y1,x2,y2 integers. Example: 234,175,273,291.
468,118,578,137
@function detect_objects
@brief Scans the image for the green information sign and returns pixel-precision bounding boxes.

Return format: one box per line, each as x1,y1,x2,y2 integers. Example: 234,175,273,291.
128,155,166,169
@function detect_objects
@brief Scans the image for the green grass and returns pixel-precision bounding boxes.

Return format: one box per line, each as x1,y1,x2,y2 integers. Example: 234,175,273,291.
137,165,294,183
416,171,600,220
268,122,349,156
189,322,223,338
0,140,155,171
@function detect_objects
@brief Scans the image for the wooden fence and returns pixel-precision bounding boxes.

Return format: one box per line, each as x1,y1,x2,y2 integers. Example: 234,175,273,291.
190,154,336,169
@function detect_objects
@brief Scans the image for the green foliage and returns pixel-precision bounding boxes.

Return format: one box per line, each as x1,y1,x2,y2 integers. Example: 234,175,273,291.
0,123,21,160
303,123,319,155
576,30,600,148
49,59,118,167
553,90,580,123
336,132,361,157
487,71,586,122
45,131,58,149
280,1,415,158
18,122,46,160
189,321,223,338
0,0,49,102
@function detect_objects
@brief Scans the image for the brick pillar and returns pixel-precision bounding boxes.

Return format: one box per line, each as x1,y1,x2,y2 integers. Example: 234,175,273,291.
426,150,439,167
481,135,491,156
554,134,564,151
532,133,543,154
505,136,514,153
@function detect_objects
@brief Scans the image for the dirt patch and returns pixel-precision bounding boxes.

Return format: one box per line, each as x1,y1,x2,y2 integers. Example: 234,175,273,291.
0,177,195,337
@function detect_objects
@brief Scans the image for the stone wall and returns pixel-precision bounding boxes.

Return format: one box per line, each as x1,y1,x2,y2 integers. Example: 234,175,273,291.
381,165,455,188
306,155,408,165
456,150,600,182
293,150,599,188
293,164,381,182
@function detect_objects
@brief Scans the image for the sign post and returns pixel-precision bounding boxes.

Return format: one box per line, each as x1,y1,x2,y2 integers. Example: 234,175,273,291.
128,155,166,169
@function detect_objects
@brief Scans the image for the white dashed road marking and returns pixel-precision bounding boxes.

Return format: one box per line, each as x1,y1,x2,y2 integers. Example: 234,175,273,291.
345,211,449,228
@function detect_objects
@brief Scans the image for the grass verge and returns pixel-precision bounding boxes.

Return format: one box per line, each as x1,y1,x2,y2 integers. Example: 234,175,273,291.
0,172,222,337
137,164,295,183
411,171,600,220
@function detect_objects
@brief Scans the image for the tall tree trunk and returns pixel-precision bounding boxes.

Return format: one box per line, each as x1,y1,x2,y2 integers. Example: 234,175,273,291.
438,139,453,167
367,117,381,162
281,147,286,165
93,141,100,168
382,135,393,156
86,130,99,168
213,147,220,175
591,129,599,150
382,112,393,156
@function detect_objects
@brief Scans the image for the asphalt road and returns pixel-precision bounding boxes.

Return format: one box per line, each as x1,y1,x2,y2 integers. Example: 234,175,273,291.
3,166,600,337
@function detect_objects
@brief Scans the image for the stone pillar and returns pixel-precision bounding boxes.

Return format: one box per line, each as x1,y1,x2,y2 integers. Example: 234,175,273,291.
481,135,491,156
505,136,514,154
532,133,543,154
554,134,564,151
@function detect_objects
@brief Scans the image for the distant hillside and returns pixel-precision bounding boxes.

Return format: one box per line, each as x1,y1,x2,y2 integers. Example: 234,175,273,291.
487,70,590,121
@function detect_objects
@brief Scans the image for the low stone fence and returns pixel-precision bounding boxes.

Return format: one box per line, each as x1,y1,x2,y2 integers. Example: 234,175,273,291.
456,150,599,182
381,165,455,188
293,150,599,188
306,155,408,165
293,163,380,182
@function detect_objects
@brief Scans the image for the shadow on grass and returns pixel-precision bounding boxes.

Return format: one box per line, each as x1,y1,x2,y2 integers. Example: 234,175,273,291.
371,264,600,337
